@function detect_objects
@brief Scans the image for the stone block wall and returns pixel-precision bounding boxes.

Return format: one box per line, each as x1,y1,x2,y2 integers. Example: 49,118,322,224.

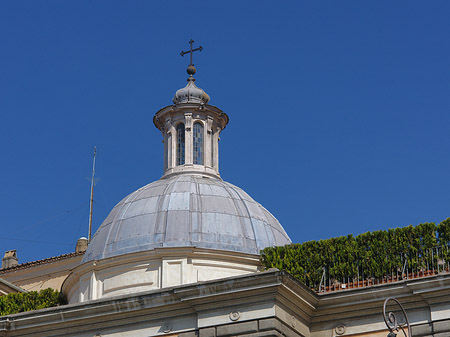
178,318,303,337
412,318,450,337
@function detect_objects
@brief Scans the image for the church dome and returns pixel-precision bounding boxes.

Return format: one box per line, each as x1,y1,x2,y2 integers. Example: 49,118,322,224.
64,44,294,304
173,76,210,104
82,174,291,263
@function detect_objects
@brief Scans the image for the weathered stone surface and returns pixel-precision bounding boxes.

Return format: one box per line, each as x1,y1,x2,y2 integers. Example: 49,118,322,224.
259,317,303,337
411,322,433,336
199,327,216,337
179,331,198,337
259,318,282,331
434,333,449,337
216,321,258,336
238,331,284,337
433,319,450,333
280,322,305,337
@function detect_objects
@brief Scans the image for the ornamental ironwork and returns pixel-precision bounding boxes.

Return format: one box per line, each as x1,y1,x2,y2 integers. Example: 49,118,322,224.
383,297,412,337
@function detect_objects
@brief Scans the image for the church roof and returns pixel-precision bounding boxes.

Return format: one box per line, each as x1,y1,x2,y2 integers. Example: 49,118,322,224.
0,277,26,293
82,174,291,263
0,252,84,274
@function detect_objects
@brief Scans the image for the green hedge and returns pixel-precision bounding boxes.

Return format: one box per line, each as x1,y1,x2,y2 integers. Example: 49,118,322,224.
261,218,450,288
0,288,66,316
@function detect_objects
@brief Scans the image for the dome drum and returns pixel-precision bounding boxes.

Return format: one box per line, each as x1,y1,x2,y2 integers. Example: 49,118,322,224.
63,247,261,304
153,103,228,179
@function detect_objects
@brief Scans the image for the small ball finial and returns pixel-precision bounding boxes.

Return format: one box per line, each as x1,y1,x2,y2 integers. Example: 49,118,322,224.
187,65,196,75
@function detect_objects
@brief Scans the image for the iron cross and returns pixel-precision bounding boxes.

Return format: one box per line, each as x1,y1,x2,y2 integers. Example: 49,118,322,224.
180,39,203,66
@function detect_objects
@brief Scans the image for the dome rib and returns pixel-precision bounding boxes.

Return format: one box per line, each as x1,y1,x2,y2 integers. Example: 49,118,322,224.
159,177,179,245
220,180,259,248
113,187,147,246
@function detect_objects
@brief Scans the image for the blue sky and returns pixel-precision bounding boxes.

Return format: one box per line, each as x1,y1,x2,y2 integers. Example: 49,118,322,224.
0,1,449,264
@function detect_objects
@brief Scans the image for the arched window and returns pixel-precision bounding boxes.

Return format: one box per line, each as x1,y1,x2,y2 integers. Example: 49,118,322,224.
193,122,204,165
176,123,185,165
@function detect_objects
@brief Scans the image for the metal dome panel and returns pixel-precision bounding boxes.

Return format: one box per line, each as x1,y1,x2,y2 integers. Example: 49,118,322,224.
82,174,291,263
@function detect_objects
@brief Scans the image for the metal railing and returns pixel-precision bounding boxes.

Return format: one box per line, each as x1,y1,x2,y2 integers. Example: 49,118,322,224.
313,244,450,293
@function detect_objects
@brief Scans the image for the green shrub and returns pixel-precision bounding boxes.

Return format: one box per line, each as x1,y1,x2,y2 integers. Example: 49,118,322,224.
261,218,450,288
0,288,66,316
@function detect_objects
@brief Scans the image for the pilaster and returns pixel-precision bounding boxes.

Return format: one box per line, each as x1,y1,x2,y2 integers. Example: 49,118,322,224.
185,112,193,165
167,119,175,170
205,116,213,168
213,126,220,172
163,118,171,171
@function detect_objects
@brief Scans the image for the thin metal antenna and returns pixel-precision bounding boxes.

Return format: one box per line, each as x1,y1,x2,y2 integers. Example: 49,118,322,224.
88,146,97,243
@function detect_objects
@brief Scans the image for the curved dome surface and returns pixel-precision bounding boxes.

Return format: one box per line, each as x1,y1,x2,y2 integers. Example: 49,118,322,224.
173,77,210,105
82,174,291,263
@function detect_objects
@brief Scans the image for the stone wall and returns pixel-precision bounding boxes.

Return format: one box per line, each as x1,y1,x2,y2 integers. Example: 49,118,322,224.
177,318,303,337
412,318,450,337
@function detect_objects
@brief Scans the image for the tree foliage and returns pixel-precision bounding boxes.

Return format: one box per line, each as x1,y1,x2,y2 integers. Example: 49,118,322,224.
0,288,66,316
261,218,450,288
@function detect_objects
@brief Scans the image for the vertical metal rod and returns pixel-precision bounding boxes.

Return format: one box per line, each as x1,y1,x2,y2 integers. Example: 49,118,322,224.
189,39,194,65
445,245,450,272
419,251,422,277
357,262,359,288
88,146,97,243
410,251,413,279
319,267,326,293
422,251,424,276
401,254,403,279
432,249,434,274
437,247,440,273
362,262,364,287
396,260,398,281
328,265,331,292
416,251,418,278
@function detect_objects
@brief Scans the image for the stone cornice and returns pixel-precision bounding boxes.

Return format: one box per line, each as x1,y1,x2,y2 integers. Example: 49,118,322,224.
153,103,228,131
4,271,450,336
1,271,290,336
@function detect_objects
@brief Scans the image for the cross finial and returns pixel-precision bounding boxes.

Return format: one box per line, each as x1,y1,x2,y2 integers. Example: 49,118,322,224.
180,39,203,76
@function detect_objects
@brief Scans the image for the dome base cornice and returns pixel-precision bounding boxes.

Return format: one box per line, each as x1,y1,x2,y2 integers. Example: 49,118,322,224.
161,165,221,179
